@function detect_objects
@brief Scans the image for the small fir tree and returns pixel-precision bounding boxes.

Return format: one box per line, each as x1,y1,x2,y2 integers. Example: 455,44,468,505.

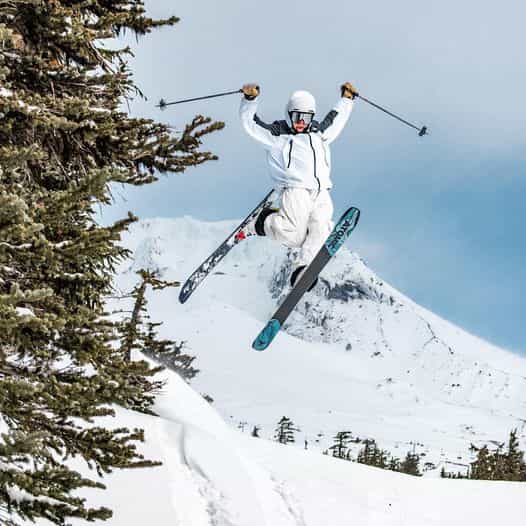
118,270,198,380
504,429,524,481
400,451,421,476
274,417,299,445
389,457,401,472
470,430,526,482
357,439,388,468
470,444,493,480
329,431,353,460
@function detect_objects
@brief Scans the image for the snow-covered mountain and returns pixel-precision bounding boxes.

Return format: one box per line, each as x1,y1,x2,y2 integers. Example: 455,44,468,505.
114,216,526,470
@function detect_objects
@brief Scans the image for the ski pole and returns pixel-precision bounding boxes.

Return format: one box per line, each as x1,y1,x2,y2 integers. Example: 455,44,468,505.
157,89,243,110
355,93,428,137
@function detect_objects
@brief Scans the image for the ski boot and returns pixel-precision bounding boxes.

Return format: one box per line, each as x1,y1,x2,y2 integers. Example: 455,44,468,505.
235,207,278,241
290,265,318,292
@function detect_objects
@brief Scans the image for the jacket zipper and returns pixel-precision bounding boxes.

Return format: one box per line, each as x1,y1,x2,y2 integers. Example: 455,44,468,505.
308,134,321,191
287,140,293,168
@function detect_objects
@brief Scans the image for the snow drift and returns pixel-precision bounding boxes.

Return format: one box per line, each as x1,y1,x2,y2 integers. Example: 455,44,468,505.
57,360,525,525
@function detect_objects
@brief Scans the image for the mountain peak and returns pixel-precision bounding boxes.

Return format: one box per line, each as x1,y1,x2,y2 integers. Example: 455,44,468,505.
115,215,526,466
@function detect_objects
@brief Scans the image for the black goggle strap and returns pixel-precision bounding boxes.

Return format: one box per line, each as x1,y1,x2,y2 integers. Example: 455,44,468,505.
289,110,314,125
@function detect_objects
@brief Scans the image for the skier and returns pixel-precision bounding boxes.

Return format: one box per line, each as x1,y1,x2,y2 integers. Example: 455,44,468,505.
240,81,358,288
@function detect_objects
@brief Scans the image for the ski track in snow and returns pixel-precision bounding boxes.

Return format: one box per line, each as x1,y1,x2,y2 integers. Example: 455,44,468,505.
271,476,307,526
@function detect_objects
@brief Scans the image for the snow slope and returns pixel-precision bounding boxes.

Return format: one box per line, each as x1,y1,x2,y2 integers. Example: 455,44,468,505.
52,362,523,526
113,216,526,469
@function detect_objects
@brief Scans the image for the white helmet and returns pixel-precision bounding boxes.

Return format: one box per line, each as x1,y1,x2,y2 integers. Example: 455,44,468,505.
286,90,316,119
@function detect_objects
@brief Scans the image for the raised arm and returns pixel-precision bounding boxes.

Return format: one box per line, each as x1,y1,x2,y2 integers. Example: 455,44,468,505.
239,84,281,149
319,82,358,144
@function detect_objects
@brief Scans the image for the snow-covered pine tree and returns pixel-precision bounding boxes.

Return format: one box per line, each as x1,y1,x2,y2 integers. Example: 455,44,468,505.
274,416,299,445
469,444,493,480
356,439,389,469
357,439,375,465
491,443,508,480
329,431,353,460
504,429,524,482
399,451,421,476
0,2,222,524
388,457,401,472
118,269,198,380
470,430,526,481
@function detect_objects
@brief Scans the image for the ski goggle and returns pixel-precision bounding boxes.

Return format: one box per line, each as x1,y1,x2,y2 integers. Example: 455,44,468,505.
289,110,315,126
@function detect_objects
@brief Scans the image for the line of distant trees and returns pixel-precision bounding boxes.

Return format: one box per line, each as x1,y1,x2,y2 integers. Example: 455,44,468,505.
442,429,526,481
263,416,421,476
248,417,526,482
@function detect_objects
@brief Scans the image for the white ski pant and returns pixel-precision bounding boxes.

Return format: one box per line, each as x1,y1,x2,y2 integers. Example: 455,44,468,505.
264,188,334,267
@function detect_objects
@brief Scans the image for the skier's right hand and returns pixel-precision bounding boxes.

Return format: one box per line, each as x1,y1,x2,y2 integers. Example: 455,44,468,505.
341,82,359,100
242,83,260,100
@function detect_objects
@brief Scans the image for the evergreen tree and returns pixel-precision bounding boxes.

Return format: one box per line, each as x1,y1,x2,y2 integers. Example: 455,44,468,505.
400,451,421,476
491,443,508,481
118,270,198,380
470,444,493,480
274,416,299,445
329,431,353,460
388,457,401,472
470,430,526,482
504,429,524,482
357,439,389,469
0,2,222,524
373,446,389,469
356,439,375,465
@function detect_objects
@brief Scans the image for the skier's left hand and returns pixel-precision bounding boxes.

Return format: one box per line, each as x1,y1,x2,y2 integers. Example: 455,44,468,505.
341,82,359,100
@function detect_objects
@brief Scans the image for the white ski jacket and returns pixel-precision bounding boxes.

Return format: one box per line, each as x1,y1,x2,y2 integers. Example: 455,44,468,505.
240,97,353,190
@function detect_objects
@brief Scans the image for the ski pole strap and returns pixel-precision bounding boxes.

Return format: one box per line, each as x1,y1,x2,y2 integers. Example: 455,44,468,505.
356,94,428,136
158,89,243,109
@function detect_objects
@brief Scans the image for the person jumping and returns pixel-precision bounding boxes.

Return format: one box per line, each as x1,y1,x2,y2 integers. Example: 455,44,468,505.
239,81,358,289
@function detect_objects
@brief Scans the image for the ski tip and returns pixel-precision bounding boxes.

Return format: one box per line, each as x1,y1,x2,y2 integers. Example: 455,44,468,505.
325,207,361,257
252,319,281,351
342,206,360,228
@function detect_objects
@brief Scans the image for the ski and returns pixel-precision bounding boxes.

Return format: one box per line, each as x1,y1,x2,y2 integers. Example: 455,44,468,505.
179,190,276,304
252,206,361,351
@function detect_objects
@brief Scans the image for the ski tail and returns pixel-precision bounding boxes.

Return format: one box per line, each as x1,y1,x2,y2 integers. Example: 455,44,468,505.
252,319,281,351
179,190,275,304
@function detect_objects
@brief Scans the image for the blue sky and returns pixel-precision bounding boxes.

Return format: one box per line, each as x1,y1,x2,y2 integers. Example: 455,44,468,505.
101,0,525,355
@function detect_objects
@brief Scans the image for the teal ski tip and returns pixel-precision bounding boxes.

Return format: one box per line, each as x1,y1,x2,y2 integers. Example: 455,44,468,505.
252,319,281,351
325,207,361,257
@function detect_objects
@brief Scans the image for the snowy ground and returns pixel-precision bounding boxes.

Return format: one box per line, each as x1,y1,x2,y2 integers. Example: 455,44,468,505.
61,364,525,526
